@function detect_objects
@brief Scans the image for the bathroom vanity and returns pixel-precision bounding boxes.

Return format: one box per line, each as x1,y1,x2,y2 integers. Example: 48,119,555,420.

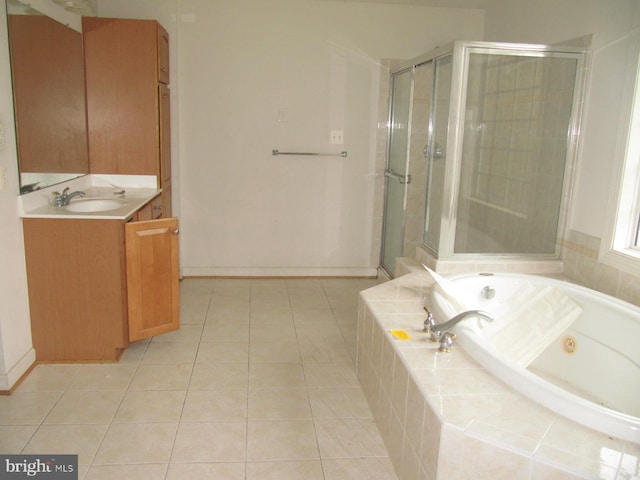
20,180,179,362
10,15,178,363
9,12,178,362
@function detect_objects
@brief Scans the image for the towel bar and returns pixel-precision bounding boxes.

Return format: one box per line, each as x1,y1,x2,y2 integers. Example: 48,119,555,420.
272,149,347,157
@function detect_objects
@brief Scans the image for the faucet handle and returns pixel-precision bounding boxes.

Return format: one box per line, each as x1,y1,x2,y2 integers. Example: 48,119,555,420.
423,306,442,343
438,332,456,353
423,306,435,333
51,190,63,206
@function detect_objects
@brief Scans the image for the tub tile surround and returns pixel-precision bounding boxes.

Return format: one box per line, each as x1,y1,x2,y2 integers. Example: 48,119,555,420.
562,229,640,307
415,245,566,276
356,271,640,480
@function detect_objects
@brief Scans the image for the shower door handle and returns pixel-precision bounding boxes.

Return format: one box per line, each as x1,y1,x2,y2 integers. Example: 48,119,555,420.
424,143,445,160
384,169,411,184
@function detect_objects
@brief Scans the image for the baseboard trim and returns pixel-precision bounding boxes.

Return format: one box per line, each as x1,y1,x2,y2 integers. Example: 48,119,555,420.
181,266,379,278
0,348,36,394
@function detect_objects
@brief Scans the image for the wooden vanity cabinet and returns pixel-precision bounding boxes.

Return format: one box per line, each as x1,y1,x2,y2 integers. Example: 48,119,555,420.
83,17,172,216
136,195,163,221
22,210,179,362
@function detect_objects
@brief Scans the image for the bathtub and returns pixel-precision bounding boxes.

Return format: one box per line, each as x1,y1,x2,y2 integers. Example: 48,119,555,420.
429,272,640,444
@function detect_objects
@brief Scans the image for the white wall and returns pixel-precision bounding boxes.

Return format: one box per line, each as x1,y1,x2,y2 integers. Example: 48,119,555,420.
174,0,484,276
92,1,640,276
94,0,486,277
482,0,640,239
0,0,35,390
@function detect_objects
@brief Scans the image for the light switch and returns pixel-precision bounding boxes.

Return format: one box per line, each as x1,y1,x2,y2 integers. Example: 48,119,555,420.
330,130,343,145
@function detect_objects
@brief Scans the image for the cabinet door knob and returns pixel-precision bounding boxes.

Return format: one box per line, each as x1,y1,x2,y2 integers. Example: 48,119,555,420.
173,229,180,234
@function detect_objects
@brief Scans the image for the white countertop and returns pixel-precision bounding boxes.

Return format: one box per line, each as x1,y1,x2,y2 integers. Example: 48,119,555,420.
18,174,161,220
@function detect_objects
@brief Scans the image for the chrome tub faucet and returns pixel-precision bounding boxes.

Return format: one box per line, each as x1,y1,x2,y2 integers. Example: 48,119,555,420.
424,307,494,352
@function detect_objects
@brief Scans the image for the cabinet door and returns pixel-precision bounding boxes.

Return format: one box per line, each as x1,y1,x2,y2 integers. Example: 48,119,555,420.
24,218,128,362
136,202,154,222
125,217,180,341
151,194,164,219
162,181,172,219
159,84,171,183
159,84,172,216
157,24,170,84
83,17,159,176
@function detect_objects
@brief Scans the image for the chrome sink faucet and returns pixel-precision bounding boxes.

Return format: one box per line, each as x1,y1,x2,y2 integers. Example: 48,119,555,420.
423,307,494,352
52,187,86,207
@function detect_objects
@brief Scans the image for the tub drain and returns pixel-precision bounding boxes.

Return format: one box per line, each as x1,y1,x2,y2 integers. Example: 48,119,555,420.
562,336,577,354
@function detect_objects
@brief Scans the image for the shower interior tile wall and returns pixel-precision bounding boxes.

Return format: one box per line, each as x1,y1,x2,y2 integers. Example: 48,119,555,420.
456,53,577,255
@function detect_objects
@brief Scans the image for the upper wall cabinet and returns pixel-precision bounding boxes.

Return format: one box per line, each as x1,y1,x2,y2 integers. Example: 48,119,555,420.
83,17,172,216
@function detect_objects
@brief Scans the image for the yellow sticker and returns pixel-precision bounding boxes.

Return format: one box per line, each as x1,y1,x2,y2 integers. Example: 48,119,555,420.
390,329,411,340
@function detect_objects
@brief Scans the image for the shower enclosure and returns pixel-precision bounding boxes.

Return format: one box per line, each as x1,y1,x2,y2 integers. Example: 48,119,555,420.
380,40,587,276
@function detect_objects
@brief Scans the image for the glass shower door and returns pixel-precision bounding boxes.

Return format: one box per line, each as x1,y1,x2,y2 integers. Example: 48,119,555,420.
423,54,453,255
454,49,579,254
380,68,412,276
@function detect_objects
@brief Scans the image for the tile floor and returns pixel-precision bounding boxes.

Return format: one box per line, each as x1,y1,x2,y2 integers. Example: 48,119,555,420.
0,277,400,480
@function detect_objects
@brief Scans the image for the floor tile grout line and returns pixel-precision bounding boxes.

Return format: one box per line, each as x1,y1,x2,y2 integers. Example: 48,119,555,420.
85,334,151,474
287,280,330,479
162,284,213,480
87,281,210,477
298,282,362,465
18,363,84,456
245,280,257,476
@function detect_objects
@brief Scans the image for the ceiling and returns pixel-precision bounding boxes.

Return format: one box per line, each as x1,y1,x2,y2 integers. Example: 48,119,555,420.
314,0,492,9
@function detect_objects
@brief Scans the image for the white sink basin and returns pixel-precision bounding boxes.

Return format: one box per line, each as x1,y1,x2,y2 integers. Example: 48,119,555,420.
64,199,125,213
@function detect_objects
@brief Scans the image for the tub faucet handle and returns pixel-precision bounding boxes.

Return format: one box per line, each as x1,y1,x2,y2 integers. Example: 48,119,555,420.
438,332,456,353
423,306,436,333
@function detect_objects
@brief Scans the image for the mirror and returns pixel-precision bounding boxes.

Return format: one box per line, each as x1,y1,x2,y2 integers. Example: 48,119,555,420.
6,0,89,194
